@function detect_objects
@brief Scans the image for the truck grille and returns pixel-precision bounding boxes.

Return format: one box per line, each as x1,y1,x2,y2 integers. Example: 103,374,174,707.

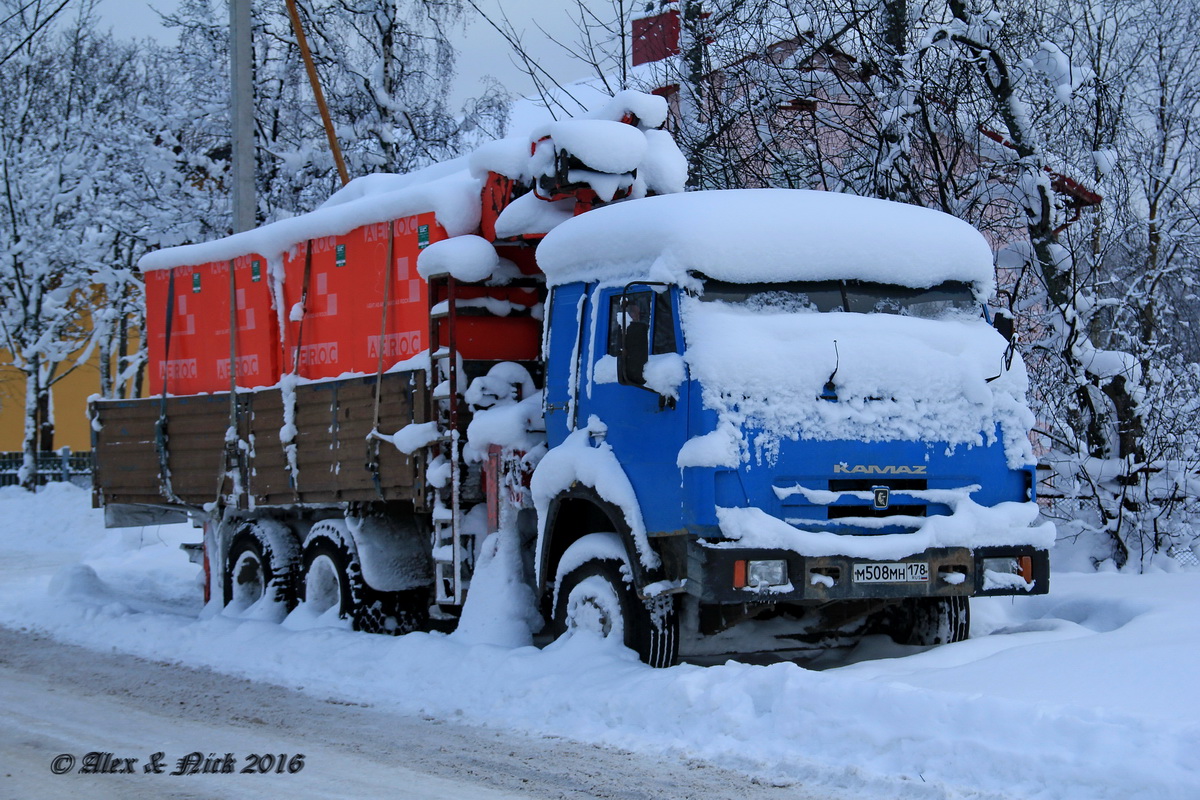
826,478,928,519
826,504,925,519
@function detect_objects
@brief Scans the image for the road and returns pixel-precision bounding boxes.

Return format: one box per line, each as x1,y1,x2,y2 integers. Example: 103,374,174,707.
0,625,822,800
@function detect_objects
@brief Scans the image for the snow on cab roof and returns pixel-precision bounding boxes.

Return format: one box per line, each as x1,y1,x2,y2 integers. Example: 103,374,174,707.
536,189,997,296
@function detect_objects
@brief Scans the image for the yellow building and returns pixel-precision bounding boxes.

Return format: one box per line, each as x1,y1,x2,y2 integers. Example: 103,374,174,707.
0,360,104,452
0,290,143,456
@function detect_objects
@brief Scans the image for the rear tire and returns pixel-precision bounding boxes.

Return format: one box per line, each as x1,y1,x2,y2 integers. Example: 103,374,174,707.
223,524,298,611
300,521,428,635
301,536,356,620
553,542,678,668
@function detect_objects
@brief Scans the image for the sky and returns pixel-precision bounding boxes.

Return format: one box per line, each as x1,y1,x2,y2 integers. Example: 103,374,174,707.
95,0,600,107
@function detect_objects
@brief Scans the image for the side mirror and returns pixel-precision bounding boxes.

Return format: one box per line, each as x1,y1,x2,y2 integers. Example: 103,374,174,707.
993,311,1014,342
618,319,650,385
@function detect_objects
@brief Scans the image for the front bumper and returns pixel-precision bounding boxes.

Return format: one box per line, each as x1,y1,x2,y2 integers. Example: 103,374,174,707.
693,543,1049,604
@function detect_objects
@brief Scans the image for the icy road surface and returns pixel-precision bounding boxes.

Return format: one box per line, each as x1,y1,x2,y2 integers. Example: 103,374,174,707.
1,483,1198,800
0,627,807,800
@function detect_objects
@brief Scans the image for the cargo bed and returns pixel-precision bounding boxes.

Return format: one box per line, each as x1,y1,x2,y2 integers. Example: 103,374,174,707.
92,371,428,517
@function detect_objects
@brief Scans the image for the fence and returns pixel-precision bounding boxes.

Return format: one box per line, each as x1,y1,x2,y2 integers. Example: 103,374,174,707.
0,449,92,488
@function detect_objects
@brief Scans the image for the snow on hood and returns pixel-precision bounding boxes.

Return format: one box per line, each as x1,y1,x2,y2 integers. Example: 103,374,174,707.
537,189,997,297
681,297,1035,467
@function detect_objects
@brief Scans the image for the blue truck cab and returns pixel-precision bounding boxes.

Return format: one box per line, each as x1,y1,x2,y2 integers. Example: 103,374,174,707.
532,188,1053,666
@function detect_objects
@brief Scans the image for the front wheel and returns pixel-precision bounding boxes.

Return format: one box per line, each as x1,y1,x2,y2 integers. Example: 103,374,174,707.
553,538,677,668
874,596,970,645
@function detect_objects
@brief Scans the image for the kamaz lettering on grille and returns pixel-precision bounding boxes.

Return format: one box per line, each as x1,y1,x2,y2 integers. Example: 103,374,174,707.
833,464,928,475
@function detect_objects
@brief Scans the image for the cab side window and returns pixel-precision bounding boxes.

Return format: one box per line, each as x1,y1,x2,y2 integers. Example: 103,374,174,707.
607,292,652,357
652,292,676,354
607,290,678,388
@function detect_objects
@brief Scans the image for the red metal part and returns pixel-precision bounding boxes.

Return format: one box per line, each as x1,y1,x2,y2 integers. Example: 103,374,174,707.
978,127,1103,209
480,171,516,242
485,445,501,534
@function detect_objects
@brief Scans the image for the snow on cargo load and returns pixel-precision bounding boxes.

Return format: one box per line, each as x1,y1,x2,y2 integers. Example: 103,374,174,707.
535,189,997,297
139,168,480,392
138,169,483,275
137,90,686,393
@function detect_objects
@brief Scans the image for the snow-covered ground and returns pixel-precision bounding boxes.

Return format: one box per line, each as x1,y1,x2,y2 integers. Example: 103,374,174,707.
1,483,1197,799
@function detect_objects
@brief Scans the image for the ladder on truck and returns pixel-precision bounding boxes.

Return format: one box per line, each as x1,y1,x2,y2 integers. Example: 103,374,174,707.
424,257,545,609
426,271,468,607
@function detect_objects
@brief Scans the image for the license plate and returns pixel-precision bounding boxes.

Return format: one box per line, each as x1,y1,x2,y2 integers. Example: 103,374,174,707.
852,561,929,583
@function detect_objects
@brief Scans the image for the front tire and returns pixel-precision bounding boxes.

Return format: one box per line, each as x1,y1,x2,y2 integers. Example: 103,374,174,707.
874,596,971,645
553,538,678,668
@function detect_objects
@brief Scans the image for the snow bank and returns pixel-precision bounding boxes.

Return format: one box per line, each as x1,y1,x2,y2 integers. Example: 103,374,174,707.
450,528,541,648
545,119,647,174
493,193,575,238
462,363,546,463
416,234,499,282
537,189,997,296
1,485,1197,800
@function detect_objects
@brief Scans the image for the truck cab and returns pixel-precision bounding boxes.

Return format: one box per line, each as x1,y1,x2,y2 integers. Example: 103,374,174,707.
533,188,1053,665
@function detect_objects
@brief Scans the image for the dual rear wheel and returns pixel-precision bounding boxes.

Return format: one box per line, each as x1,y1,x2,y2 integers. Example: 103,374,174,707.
222,520,427,634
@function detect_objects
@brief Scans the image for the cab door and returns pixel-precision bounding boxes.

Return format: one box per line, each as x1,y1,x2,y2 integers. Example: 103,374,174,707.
575,285,688,534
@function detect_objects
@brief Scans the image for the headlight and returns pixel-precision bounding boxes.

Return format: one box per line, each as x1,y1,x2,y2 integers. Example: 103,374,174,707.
982,556,1032,580
747,559,788,588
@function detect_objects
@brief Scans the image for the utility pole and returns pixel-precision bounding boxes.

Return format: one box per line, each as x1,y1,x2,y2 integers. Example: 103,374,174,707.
230,0,255,233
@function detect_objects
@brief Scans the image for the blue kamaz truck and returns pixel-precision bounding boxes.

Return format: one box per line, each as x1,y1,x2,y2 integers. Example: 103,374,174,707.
92,94,1051,667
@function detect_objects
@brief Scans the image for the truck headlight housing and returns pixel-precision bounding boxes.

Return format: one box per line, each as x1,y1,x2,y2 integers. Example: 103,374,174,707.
747,559,788,588
732,558,789,589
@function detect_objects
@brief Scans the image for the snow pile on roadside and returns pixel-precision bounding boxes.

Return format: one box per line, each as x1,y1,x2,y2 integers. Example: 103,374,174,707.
0,484,1197,800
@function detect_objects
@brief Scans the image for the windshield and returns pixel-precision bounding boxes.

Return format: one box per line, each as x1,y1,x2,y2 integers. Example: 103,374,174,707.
699,279,979,320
